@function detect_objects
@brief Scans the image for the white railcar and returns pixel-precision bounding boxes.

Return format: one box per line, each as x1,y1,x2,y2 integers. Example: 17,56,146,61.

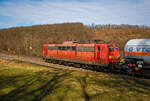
124,39,150,68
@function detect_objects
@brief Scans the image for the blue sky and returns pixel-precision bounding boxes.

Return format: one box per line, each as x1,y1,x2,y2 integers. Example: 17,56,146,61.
0,0,150,28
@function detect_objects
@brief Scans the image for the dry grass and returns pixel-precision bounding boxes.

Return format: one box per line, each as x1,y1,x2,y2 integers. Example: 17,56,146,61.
0,58,150,101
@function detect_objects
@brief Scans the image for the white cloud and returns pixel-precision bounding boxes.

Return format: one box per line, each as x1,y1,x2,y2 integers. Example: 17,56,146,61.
0,0,150,28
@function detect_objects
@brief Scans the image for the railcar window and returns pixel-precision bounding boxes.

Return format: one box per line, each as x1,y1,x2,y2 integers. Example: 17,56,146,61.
77,46,94,52
77,46,83,52
67,46,71,50
72,46,76,51
57,46,76,51
115,46,119,51
88,47,94,52
58,46,62,50
108,46,114,51
47,46,56,50
62,46,66,50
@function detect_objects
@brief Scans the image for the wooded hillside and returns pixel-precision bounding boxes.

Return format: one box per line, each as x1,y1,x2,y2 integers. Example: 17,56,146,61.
0,23,150,57
0,23,93,56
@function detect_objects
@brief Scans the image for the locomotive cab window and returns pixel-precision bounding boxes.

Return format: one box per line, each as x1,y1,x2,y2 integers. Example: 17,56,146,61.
108,46,114,51
115,46,119,51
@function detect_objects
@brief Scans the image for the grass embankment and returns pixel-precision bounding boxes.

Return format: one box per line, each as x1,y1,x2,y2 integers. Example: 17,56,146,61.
0,58,150,101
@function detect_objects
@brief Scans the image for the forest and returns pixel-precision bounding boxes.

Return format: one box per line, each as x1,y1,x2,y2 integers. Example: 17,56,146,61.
0,23,150,57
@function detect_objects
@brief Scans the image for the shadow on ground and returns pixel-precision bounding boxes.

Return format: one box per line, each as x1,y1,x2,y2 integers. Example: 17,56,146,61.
0,69,74,101
0,67,150,101
92,74,150,96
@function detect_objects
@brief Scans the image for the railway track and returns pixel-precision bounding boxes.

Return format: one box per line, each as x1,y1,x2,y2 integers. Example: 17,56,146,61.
0,53,150,78
0,53,93,72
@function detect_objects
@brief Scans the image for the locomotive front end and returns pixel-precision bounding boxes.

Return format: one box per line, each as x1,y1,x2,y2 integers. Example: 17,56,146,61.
108,44,120,63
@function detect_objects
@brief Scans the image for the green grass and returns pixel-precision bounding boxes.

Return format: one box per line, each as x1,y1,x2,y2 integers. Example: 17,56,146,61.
0,59,150,101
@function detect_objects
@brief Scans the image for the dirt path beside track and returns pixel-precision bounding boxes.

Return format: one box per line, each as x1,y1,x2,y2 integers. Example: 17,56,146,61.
0,53,89,72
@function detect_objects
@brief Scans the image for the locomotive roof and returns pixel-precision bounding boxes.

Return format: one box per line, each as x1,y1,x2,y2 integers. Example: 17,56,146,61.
126,39,150,45
45,43,112,46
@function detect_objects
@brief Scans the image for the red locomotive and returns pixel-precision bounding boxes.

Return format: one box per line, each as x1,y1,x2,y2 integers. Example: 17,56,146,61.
43,40,120,69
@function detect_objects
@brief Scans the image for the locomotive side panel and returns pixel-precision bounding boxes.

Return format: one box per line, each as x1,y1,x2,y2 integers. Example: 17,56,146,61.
57,44,76,60
76,44,95,62
56,44,76,60
94,44,109,64
102,45,109,63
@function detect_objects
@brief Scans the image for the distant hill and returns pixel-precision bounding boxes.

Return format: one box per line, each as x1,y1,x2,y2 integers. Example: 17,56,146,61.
0,23,150,57
0,23,93,56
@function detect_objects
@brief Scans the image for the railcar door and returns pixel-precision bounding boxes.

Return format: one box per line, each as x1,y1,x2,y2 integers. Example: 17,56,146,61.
95,46,102,62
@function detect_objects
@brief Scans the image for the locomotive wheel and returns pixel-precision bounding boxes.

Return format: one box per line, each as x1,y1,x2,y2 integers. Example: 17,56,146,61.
75,63,81,68
94,66,100,71
45,59,51,63
45,59,48,62
108,64,115,72
81,64,86,69
58,61,62,65
103,69,110,73
52,60,57,64
86,65,91,70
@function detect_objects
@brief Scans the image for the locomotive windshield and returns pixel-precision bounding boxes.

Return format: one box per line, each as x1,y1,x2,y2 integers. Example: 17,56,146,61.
108,46,114,51
115,46,119,51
